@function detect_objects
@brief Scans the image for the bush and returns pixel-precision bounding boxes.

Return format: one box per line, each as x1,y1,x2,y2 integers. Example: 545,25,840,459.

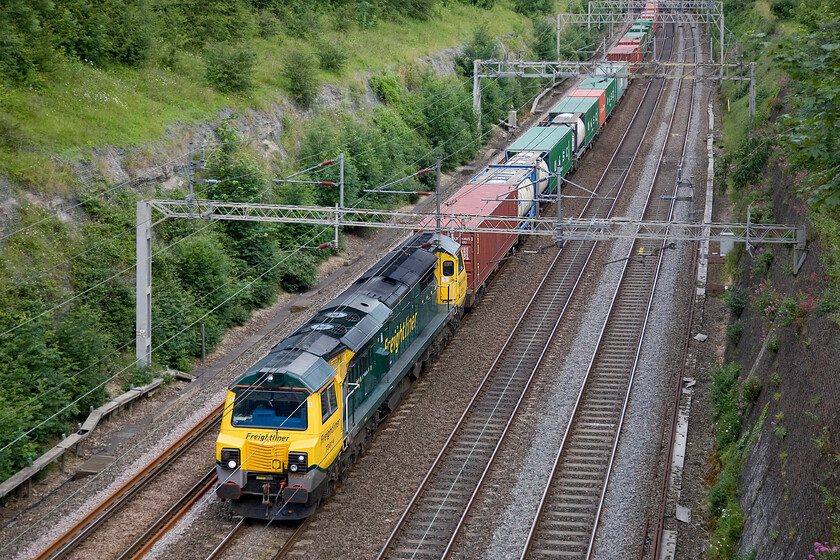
258,11,282,38
315,40,348,73
711,363,742,420
277,251,318,292
205,43,257,93
742,374,762,404
770,0,796,18
355,0,378,29
531,18,556,60
455,24,499,77
727,320,744,345
751,248,773,277
283,48,320,105
726,288,747,316
514,0,553,16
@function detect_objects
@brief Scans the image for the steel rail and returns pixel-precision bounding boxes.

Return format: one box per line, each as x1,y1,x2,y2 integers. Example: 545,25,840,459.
271,518,313,560
438,39,683,560
121,469,218,560
34,404,223,560
205,518,246,560
377,32,672,559
648,17,704,560
587,22,699,558
520,21,696,560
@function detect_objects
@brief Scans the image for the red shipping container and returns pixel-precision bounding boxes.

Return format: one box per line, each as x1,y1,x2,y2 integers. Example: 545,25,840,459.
619,36,643,47
569,88,606,126
640,10,657,31
607,44,643,68
418,182,519,308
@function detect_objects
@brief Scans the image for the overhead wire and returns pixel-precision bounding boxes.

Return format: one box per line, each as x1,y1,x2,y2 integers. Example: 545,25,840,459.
0,49,570,553
0,82,518,451
0,82,491,425
0,31,554,432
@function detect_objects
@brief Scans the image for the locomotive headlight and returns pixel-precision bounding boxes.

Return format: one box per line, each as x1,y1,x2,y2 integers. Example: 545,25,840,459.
288,452,308,474
221,448,240,469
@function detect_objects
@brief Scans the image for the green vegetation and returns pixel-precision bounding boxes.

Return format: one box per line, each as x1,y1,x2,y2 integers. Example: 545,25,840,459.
727,320,745,345
0,0,613,484
707,361,767,559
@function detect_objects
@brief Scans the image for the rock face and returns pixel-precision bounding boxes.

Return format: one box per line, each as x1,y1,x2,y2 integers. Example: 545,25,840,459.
1,49,460,232
731,171,840,558
0,175,19,238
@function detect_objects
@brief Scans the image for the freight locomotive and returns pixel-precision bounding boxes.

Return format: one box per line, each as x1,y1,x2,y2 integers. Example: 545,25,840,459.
215,232,466,519
215,13,656,520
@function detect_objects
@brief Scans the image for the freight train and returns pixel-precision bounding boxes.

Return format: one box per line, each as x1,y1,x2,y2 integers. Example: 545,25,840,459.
214,13,657,520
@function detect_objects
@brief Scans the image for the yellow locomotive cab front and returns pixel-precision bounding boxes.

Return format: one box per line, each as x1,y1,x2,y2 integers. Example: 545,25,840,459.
215,352,348,520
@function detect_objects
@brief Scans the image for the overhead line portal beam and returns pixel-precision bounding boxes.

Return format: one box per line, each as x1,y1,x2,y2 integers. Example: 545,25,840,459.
146,199,803,246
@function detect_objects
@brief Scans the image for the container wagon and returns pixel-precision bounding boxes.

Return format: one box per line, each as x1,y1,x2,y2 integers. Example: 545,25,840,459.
546,95,601,155
568,88,607,126
420,183,519,308
505,125,575,193
607,43,644,66
578,76,620,119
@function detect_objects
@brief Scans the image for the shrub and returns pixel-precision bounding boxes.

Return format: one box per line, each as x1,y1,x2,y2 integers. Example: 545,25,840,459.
370,73,404,105
258,11,282,38
283,48,320,105
407,0,435,20
742,374,762,404
455,24,499,77
727,320,744,345
770,0,796,18
751,248,773,277
531,18,555,60
204,43,257,93
355,0,378,29
514,0,553,16
766,331,780,352
315,40,348,73
726,288,747,316
711,363,742,419
717,408,743,449
277,251,317,292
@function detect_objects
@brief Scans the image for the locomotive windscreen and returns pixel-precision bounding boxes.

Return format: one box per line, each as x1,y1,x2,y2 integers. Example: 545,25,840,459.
231,388,308,430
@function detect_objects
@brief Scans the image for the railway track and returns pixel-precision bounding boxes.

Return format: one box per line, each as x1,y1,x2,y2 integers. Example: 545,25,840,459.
203,517,309,560
34,404,223,560
376,24,679,560
521,22,700,560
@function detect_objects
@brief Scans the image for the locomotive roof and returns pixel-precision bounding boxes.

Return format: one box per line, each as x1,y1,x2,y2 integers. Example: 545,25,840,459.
229,232,456,393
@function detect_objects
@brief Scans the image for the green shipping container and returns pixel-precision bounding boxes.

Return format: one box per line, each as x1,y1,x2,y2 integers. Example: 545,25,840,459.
548,96,600,150
631,21,653,43
505,126,575,192
579,77,617,119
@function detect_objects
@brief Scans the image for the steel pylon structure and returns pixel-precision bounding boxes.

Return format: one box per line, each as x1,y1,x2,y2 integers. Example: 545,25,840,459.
136,197,806,366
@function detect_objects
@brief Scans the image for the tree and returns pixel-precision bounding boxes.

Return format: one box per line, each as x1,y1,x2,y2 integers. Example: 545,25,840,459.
455,24,500,77
283,48,320,105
